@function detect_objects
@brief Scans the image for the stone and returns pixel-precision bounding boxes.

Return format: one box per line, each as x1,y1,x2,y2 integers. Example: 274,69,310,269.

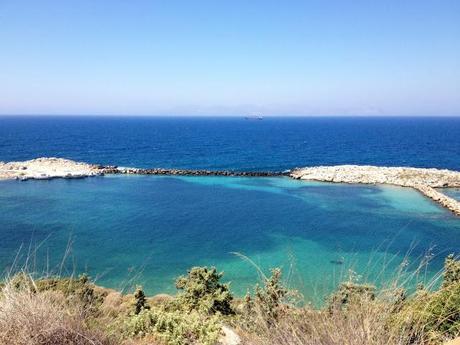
219,325,241,345
0,157,101,180
290,165,460,216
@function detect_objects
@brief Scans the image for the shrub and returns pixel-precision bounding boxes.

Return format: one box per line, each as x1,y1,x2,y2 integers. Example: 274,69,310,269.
395,283,460,343
443,254,460,288
328,281,376,311
36,274,106,317
124,307,221,345
253,268,289,319
122,267,230,344
395,255,460,343
133,286,150,315
174,266,234,315
326,269,376,311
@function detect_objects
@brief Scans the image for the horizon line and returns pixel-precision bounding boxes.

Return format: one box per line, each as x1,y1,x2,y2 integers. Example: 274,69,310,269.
1,114,460,118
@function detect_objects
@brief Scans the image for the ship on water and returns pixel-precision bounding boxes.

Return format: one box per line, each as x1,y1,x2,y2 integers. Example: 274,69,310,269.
244,115,264,120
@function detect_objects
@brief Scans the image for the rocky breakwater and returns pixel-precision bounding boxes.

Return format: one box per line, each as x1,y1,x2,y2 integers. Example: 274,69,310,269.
100,166,288,177
290,165,460,216
0,157,102,180
413,184,460,216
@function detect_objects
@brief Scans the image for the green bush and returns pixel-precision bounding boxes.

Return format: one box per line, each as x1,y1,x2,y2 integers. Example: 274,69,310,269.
122,267,230,344
36,274,105,315
393,254,460,343
124,307,222,345
253,268,288,319
395,282,460,343
326,269,376,311
174,266,234,315
443,254,460,288
328,281,376,311
133,286,150,314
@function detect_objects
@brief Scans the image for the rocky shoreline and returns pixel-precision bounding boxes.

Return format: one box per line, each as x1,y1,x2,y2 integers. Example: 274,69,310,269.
1,158,460,216
413,185,460,216
0,157,102,180
290,165,460,216
289,165,460,188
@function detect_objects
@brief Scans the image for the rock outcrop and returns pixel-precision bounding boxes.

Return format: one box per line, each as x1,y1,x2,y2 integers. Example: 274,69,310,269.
219,325,241,345
289,165,460,188
290,165,460,216
0,157,102,180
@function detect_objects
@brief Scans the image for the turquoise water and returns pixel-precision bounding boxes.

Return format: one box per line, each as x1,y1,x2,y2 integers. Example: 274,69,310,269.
1,176,459,303
442,188,460,201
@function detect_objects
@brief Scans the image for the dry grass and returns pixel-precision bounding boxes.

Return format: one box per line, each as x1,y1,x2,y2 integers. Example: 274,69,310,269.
1,251,458,345
238,297,424,345
0,274,114,345
234,252,460,345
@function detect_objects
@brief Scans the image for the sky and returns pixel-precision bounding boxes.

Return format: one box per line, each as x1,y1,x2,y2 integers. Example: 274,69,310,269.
0,0,459,116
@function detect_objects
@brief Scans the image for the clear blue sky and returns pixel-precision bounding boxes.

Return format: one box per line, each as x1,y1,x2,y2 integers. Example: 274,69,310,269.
0,0,459,116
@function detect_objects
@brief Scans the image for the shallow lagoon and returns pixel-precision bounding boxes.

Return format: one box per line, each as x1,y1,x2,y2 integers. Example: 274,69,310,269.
0,176,459,303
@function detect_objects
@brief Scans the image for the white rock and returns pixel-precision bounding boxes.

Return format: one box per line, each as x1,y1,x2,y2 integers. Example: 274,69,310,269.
0,157,102,181
219,325,241,345
290,165,460,216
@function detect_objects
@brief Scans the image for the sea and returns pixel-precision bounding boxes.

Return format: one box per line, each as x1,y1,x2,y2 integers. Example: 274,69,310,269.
0,116,459,303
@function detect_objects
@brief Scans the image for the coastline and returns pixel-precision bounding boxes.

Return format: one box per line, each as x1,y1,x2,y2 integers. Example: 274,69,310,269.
1,157,460,216
290,165,460,216
0,157,102,180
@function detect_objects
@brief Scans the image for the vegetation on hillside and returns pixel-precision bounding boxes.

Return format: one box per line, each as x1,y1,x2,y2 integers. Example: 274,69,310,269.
0,255,459,345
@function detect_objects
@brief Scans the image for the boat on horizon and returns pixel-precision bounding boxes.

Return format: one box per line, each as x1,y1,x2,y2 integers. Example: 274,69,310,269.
244,115,264,120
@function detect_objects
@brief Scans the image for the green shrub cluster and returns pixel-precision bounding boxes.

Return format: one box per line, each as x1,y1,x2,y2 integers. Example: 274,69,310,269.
328,281,376,310
395,254,460,343
252,268,289,319
443,254,460,288
174,266,234,315
122,266,233,344
124,308,221,345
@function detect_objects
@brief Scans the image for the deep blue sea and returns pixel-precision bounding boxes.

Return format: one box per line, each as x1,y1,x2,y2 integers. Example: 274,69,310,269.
1,116,460,170
0,116,459,302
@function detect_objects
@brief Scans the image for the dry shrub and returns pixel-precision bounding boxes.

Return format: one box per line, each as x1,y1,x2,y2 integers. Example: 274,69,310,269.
236,264,427,345
236,255,460,345
0,276,114,345
239,296,422,345
100,291,127,317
